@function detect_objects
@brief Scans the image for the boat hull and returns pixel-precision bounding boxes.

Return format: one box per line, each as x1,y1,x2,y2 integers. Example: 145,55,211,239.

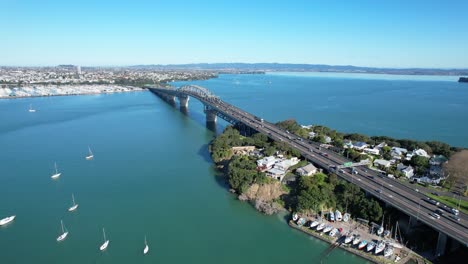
86,155,94,160
100,240,110,251
0,215,16,226
68,204,79,212
143,245,149,255
51,173,61,179
57,232,68,242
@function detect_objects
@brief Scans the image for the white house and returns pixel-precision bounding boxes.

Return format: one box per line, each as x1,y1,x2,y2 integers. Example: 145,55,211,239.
374,159,391,168
308,131,316,138
296,163,317,176
364,148,380,155
325,136,332,143
391,147,408,156
274,157,299,171
256,156,278,170
413,148,430,158
402,166,414,178
417,175,444,185
266,167,287,181
353,141,368,150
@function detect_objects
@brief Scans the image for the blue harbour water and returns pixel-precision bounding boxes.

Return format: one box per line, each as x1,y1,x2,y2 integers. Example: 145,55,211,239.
1,72,466,263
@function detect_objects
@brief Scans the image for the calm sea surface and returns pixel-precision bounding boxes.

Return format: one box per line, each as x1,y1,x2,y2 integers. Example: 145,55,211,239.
0,72,466,263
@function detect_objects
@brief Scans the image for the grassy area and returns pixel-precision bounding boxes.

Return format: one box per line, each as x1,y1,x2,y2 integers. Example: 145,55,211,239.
427,194,468,214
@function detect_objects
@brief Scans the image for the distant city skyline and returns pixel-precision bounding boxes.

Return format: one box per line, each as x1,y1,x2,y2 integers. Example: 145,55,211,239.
2,0,468,68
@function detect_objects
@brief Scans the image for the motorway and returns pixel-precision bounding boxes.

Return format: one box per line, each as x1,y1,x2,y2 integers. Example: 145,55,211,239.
150,87,468,247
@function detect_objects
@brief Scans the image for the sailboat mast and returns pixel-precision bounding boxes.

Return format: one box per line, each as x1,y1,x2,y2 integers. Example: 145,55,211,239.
103,228,106,241
145,235,147,245
55,162,58,174
72,194,75,205
61,220,64,233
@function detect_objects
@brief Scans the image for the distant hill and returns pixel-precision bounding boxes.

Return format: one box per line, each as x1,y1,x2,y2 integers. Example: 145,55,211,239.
130,63,468,76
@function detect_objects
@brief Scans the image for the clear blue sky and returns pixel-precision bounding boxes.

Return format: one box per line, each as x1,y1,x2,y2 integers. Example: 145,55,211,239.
2,0,468,68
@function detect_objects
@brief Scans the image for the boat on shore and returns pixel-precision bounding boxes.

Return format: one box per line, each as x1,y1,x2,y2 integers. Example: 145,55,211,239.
56,220,68,242
358,240,368,250
329,211,335,222
50,162,61,179
0,215,16,226
384,244,394,257
375,240,386,255
335,210,342,221
366,241,376,252
323,225,333,233
352,235,361,246
316,223,325,231
329,228,339,237
344,234,355,244
292,213,298,222
297,217,306,226
309,220,320,229
343,213,350,222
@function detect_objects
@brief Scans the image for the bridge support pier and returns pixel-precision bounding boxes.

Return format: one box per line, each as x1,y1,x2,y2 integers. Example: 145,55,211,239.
178,95,189,108
435,231,448,257
205,109,217,123
235,122,256,137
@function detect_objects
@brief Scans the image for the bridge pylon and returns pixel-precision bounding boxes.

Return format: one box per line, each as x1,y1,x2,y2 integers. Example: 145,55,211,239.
178,95,189,108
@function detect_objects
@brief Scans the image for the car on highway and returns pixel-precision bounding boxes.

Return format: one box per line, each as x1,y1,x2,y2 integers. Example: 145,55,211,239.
449,215,461,222
426,198,440,206
451,208,460,215
322,153,328,157
430,212,441,219
376,189,382,194
435,209,444,216
415,188,419,192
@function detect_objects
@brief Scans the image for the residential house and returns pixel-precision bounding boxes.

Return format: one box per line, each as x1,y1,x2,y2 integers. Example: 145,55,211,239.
256,156,278,171
353,141,368,150
266,157,300,181
343,140,353,149
374,159,391,168
416,175,444,185
375,142,387,150
402,165,414,178
296,163,318,176
430,155,448,166
412,148,430,158
308,131,316,138
391,147,408,156
325,136,332,144
364,148,380,155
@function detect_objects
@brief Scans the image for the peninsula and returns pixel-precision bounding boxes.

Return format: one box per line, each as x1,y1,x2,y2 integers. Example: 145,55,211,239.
459,77,468,83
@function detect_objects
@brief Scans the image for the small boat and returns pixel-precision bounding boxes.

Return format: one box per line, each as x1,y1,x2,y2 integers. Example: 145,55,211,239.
316,223,325,231
50,162,61,179
394,255,401,262
391,242,403,249
0,215,16,226
143,235,149,255
28,104,36,113
329,228,339,237
323,225,333,233
358,240,368,250
329,211,335,222
309,220,320,229
85,146,94,160
352,235,361,246
375,240,386,255
68,193,79,212
99,228,110,251
366,241,376,252
56,220,68,242
344,234,355,244
377,225,384,236
297,217,306,226
292,213,299,222
335,210,342,221
343,213,350,222
384,244,394,257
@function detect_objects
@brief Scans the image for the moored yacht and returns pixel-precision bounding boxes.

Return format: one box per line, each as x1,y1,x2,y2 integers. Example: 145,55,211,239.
28,104,36,113
85,146,94,160
0,215,16,226
68,193,79,212
56,220,68,242
50,162,61,179
375,240,386,255
99,228,110,251
143,235,149,255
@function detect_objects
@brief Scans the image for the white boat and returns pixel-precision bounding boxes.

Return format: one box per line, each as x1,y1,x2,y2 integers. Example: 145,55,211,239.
329,228,339,237
358,240,368,250
366,241,376,252
56,220,68,242
99,228,110,251
335,210,342,221
352,235,361,246
50,162,61,179
316,223,325,231
292,213,299,222
297,217,306,226
143,235,149,255
68,193,79,212
329,211,335,222
0,215,16,226
344,234,355,244
377,225,384,236
384,244,394,257
85,146,94,160
375,240,386,254
310,220,320,228
323,225,333,233
343,213,350,222
28,104,36,113
394,256,401,262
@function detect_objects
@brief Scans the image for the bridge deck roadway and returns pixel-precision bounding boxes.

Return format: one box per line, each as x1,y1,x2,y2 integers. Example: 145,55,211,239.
149,87,468,247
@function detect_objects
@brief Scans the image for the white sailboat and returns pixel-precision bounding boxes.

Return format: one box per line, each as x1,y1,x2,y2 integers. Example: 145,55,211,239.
344,234,355,244
85,146,94,160
316,223,325,231
51,162,61,179
309,220,320,229
28,104,36,113
68,193,79,212
0,215,16,226
143,235,149,255
56,220,69,242
99,228,110,251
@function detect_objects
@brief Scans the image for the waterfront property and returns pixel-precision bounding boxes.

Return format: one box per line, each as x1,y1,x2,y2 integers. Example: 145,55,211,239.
296,163,318,176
